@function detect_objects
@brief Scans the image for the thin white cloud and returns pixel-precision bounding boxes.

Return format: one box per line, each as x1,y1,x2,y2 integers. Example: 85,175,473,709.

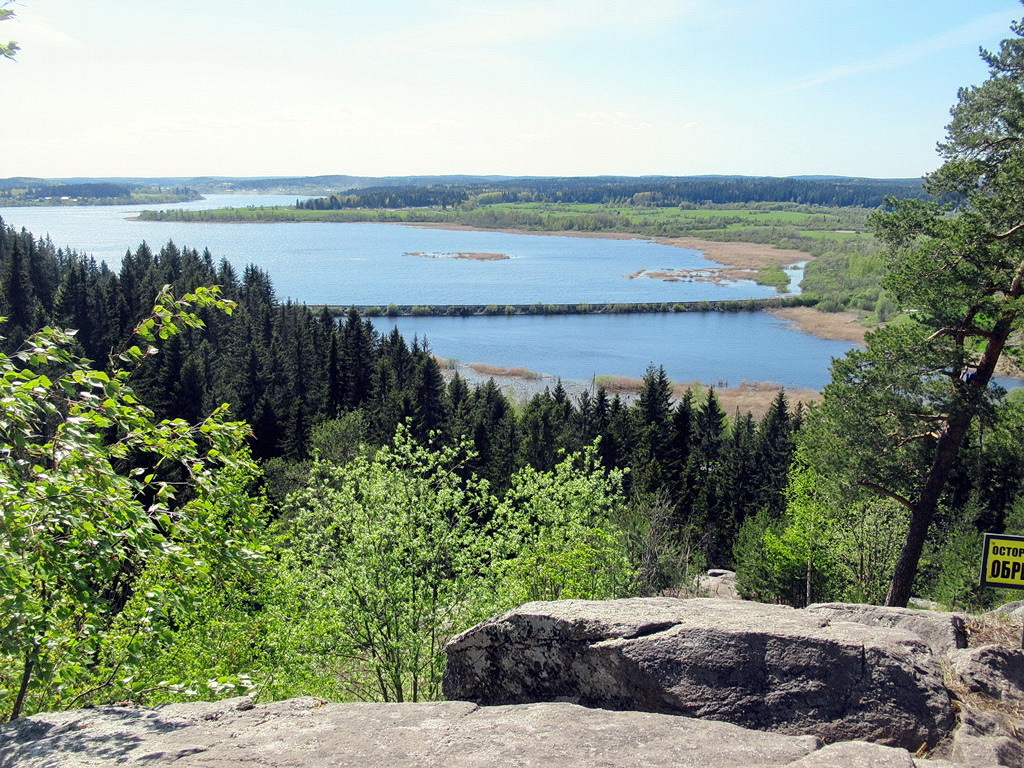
775,8,1017,95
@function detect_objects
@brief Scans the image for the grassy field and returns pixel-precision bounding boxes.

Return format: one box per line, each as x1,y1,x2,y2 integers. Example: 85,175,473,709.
137,200,873,238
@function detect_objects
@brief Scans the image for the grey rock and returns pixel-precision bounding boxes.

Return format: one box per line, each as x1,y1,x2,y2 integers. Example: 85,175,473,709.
955,704,1024,740
988,599,1024,618
0,699,833,768
909,598,943,611
946,705,1024,768
951,734,1024,768
951,645,1024,703
806,602,967,658
696,568,740,599
787,740,916,767
443,597,956,751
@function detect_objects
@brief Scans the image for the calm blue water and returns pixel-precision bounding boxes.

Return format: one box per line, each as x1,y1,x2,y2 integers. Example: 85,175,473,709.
386,313,851,391
0,196,782,305
0,195,850,386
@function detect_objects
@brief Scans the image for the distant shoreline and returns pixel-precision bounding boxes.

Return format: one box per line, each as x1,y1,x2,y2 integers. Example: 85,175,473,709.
766,306,867,343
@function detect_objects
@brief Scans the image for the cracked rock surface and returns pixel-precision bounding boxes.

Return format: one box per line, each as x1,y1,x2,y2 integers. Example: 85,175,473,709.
443,597,956,751
0,697,964,768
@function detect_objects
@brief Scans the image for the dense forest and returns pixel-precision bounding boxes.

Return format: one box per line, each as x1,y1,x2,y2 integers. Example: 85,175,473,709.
4,210,1023,558
297,175,926,211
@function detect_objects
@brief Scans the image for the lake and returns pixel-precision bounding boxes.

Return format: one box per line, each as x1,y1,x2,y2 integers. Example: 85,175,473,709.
0,195,796,305
0,195,851,388
386,313,851,391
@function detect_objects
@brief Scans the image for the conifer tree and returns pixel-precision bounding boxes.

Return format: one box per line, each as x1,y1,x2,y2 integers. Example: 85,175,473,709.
340,309,377,410
756,390,794,518
410,346,448,442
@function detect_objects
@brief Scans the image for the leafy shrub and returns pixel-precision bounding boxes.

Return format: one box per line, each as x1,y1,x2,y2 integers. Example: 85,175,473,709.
0,288,265,720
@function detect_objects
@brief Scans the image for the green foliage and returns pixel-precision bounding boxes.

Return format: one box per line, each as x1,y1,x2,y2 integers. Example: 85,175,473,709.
268,431,632,703
733,467,841,606
800,242,885,311
0,2,18,61
917,511,989,612
493,448,634,604
801,324,966,507
828,497,908,606
0,287,265,720
734,460,909,607
270,428,491,702
754,265,791,291
1,211,812,635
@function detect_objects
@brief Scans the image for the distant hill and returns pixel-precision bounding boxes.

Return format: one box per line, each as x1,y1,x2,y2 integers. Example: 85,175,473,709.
0,174,926,205
294,175,928,210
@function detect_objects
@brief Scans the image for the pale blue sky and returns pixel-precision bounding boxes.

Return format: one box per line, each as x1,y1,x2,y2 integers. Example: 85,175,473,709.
2,1,1021,179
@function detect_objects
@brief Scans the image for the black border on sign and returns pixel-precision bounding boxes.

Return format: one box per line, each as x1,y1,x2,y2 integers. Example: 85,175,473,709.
980,532,1024,590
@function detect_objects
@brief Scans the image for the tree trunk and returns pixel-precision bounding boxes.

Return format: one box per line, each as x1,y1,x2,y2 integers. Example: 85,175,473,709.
885,417,969,606
9,646,36,722
885,310,1015,606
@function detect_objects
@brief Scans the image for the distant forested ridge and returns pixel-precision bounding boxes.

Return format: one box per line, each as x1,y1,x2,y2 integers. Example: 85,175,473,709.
0,178,201,205
4,173,923,207
297,176,926,211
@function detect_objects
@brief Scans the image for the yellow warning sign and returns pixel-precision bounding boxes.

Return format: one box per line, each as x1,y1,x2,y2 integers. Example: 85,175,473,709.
980,533,1024,589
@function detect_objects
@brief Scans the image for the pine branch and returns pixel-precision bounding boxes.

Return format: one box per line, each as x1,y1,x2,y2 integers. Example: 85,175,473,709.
856,481,915,512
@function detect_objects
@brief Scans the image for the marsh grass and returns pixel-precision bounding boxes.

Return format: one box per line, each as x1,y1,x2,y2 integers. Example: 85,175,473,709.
467,362,542,380
674,380,822,419
590,376,822,419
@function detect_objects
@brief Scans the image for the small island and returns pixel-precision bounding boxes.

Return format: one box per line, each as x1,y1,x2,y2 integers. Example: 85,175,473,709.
406,251,511,261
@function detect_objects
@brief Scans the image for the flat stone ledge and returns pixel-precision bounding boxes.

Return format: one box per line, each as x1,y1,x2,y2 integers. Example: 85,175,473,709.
806,602,967,658
0,698,982,768
0,699,821,768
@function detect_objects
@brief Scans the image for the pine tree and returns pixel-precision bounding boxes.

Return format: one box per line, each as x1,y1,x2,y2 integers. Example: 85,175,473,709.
410,348,448,442
755,390,794,518
340,309,376,410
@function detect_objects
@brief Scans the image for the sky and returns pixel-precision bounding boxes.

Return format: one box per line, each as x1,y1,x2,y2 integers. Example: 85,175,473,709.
2,0,1022,179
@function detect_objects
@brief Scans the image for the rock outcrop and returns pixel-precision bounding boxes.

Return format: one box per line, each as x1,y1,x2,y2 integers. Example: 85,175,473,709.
695,568,740,599
989,599,1024,618
8,597,1024,767
443,597,956,751
805,602,968,658
950,645,1024,704
0,697,963,768
948,705,1024,767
